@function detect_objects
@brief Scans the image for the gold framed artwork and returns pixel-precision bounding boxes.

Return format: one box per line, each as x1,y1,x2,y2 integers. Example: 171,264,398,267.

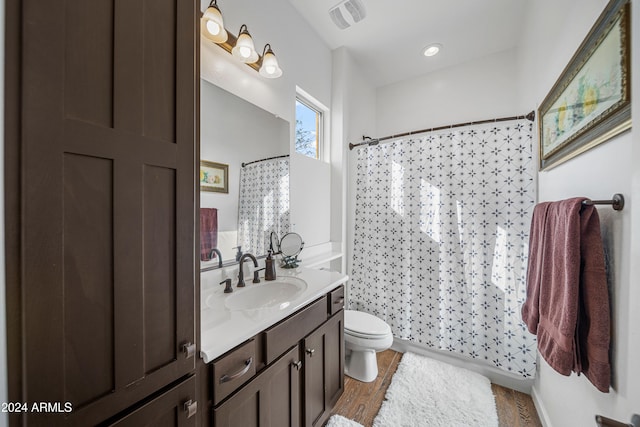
200,160,229,193
538,0,631,170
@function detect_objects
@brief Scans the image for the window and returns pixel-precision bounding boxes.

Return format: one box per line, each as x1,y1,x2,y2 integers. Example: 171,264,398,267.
295,96,323,159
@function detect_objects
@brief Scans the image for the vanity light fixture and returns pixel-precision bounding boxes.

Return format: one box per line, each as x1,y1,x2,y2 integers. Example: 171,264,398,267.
201,0,228,43
422,43,442,57
200,2,283,78
231,24,259,64
259,44,283,78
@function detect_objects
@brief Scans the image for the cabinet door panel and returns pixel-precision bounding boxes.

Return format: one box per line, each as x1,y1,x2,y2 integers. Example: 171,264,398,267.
17,0,198,425
304,311,345,427
324,312,345,407
304,329,325,427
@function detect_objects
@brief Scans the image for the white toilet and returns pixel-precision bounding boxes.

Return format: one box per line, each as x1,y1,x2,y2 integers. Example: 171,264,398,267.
344,310,393,383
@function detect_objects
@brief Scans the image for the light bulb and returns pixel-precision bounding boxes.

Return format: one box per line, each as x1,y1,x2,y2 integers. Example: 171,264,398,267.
239,46,251,58
259,45,283,78
232,25,259,63
201,2,227,43
206,20,220,36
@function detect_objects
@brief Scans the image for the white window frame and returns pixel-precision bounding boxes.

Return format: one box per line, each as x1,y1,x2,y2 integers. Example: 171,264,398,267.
295,87,329,162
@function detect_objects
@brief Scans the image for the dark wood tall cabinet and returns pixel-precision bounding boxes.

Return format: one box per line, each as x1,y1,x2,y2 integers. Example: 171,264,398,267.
5,0,199,425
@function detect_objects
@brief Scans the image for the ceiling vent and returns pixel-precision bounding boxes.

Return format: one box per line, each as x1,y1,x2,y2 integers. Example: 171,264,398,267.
329,0,367,30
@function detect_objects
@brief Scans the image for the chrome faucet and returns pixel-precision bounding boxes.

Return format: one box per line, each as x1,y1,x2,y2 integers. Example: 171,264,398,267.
209,248,223,268
237,253,258,288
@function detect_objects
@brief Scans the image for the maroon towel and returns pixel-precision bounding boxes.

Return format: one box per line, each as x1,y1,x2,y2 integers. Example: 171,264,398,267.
578,203,611,392
522,198,610,392
200,208,218,261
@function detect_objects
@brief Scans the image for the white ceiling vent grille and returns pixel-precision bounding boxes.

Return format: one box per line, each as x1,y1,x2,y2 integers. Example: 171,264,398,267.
329,0,367,30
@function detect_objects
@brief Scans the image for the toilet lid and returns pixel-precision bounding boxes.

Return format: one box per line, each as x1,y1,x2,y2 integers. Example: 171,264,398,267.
344,310,391,337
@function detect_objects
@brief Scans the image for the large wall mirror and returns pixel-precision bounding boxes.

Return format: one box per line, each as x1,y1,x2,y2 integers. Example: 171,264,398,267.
200,79,291,269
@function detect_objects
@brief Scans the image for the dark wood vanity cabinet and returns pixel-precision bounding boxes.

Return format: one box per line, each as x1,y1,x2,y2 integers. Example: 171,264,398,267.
304,311,345,427
213,345,302,427
208,286,345,427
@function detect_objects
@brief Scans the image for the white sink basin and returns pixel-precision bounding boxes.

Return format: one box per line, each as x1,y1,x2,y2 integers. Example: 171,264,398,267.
225,276,307,311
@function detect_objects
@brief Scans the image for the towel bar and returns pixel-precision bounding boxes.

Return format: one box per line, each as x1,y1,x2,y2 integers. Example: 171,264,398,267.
582,193,624,211
595,414,640,427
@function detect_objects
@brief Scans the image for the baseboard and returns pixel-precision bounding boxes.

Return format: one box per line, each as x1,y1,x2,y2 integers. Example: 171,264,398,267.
530,385,552,427
391,338,534,394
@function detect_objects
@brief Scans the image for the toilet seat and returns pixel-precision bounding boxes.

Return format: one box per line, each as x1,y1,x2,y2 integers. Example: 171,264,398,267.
344,310,391,339
345,329,391,340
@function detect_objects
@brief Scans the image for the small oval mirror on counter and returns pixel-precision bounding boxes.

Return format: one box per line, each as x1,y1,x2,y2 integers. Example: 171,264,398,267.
279,232,304,268
280,232,304,257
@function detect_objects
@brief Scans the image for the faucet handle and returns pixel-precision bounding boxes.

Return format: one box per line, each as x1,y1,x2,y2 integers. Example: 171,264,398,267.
237,274,246,288
253,268,265,283
220,279,233,293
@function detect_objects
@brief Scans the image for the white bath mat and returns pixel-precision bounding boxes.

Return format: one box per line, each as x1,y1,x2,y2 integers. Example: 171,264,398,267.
373,352,499,427
326,414,365,427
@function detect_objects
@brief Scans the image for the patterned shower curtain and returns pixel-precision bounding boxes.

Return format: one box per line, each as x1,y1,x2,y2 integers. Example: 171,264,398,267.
237,157,290,256
349,119,537,377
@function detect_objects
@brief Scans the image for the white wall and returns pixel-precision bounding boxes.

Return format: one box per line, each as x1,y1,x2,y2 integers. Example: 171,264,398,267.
630,0,640,415
331,48,377,275
199,0,334,249
518,1,640,425
376,49,522,136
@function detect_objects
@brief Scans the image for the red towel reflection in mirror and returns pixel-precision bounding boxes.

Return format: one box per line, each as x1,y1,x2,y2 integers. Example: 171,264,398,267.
200,208,218,261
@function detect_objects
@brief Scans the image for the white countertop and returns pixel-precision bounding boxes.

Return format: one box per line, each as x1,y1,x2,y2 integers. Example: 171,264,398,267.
200,266,348,363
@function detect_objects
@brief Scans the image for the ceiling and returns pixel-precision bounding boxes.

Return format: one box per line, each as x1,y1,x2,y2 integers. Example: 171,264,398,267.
287,0,528,87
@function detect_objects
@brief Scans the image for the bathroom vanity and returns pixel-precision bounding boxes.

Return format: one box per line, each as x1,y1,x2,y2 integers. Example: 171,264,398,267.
199,267,348,426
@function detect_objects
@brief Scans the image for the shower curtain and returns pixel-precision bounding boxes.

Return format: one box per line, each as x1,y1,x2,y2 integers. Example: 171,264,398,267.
349,119,537,377
237,157,290,256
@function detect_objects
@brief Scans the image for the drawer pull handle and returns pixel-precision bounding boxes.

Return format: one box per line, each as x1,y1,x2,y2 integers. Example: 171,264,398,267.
334,297,345,304
306,348,315,357
219,357,253,384
292,360,302,371
184,399,197,418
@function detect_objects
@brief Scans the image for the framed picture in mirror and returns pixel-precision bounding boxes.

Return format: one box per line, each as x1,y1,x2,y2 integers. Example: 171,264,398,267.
200,160,229,193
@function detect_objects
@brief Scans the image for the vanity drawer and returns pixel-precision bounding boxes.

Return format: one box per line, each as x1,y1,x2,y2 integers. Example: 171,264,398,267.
329,285,345,316
263,297,327,364
212,339,256,405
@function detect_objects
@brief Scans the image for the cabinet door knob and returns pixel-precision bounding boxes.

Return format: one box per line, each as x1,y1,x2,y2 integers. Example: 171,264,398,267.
184,399,197,418
182,342,196,359
292,360,302,371
220,357,253,384
306,348,315,357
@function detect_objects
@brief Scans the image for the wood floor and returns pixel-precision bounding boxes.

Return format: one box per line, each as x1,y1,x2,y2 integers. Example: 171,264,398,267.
330,350,542,427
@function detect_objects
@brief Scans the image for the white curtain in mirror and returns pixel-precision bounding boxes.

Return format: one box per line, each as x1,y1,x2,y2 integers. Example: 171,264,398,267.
237,157,290,256
350,119,537,378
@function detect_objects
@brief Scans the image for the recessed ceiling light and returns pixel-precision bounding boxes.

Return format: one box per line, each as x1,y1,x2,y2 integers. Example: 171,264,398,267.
422,43,442,57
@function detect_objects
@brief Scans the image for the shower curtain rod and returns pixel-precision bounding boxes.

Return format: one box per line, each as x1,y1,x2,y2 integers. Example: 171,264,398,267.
241,154,290,168
348,110,536,150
